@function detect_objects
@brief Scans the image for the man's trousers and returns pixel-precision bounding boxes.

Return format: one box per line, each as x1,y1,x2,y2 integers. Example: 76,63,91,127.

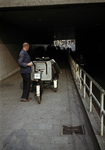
21,73,30,99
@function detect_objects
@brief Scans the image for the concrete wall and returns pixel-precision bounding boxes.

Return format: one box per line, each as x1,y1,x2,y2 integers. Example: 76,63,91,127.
0,18,53,81
0,41,20,81
0,22,25,81
0,0,105,7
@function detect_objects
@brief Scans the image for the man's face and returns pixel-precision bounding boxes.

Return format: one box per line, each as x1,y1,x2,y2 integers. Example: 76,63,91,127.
26,45,29,51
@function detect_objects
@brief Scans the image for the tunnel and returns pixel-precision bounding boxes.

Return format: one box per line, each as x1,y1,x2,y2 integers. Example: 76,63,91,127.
0,3,105,81
0,2,105,149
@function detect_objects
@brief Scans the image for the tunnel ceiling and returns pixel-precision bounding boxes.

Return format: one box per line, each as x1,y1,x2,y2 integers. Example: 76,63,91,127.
0,3,105,40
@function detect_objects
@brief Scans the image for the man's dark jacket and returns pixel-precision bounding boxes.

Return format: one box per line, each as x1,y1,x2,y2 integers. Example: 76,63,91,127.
18,49,31,74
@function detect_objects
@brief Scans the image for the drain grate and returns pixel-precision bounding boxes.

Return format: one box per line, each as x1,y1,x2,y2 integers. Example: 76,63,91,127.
62,125,85,135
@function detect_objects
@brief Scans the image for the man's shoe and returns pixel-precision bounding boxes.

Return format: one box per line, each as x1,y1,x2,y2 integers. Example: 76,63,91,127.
28,97,32,100
20,99,30,102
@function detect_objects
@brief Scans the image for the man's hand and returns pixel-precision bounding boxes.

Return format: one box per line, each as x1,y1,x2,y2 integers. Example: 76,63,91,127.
27,62,33,66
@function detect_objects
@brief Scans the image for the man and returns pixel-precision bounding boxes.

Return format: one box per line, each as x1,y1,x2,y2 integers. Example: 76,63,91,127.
18,42,33,102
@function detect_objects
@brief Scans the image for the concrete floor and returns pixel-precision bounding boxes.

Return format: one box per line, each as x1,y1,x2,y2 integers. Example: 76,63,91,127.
0,63,100,150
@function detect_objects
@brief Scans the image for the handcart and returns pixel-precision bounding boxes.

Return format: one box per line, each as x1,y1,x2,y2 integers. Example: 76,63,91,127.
30,57,60,104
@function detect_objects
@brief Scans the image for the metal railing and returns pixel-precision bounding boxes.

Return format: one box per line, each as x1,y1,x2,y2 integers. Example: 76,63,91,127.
68,54,105,136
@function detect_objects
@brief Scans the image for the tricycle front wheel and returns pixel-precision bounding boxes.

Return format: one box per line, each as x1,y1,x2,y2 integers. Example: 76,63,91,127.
53,79,58,92
36,83,42,104
37,96,41,104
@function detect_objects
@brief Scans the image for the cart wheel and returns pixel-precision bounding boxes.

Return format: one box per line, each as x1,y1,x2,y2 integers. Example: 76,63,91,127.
53,79,58,92
38,96,41,104
54,87,58,92
36,82,42,104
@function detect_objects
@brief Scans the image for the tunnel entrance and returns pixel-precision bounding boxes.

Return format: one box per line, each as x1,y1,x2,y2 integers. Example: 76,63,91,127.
28,39,76,60
0,3,105,81
0,3,105,43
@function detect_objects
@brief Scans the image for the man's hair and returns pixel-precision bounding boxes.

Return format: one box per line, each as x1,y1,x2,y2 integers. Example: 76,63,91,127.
23,42,29,47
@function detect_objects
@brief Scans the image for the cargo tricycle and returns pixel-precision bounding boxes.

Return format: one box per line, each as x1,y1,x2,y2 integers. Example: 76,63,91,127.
30,57,60,104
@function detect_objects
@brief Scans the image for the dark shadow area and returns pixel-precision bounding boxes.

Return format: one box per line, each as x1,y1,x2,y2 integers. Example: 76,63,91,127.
0,21,27,62
0,3,105,69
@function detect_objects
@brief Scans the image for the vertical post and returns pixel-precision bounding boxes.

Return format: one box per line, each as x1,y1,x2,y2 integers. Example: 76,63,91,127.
100,92,104,136
77,65,79,80
89,80,92,112
75,61,76,78
80,69,82,90
76,64,78,80
84,73,86,98
78,65,80,80
71,58,73,73
72,59,73,75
